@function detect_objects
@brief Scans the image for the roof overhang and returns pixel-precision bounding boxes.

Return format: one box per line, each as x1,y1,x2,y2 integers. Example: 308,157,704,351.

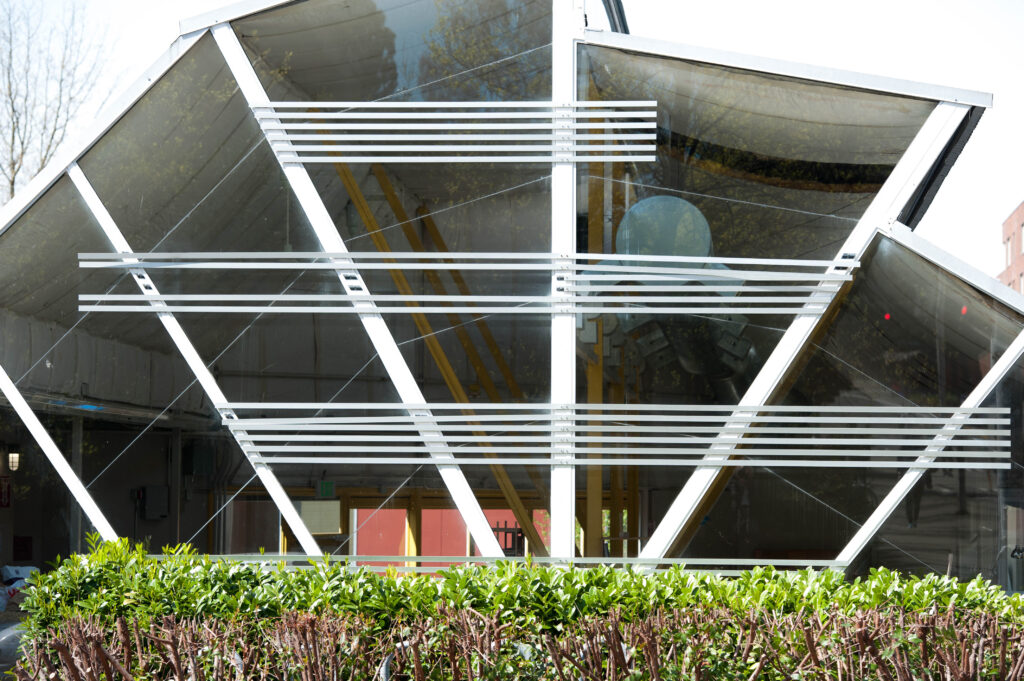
582,30,992,108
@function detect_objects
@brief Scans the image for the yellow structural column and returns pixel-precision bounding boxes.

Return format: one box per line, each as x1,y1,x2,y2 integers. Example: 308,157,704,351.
584,159,605,557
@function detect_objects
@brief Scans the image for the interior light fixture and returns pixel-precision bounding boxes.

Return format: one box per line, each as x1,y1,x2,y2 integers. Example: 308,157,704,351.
7,451,19,472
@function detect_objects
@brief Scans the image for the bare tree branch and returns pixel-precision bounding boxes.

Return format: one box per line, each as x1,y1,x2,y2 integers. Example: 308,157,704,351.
0,0,104,202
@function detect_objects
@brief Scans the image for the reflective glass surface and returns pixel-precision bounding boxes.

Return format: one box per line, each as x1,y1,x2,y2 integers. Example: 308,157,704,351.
578,44,935,261
570,47,938,556
787,235,1023,408
3,0,1013,579
0,175,246,561
233,0,551,102
677,234,1024,566
861,350,1024,587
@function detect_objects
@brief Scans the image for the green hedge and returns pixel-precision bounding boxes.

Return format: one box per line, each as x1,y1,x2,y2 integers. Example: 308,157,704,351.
19,537,1024,641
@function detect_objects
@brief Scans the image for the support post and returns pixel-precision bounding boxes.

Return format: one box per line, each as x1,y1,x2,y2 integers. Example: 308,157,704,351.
170,428,182,543
416,207,526,401
626,466,639,557
584,161,604,557
548,0,585,561
405,490,422,568
610,466,623,558
339,491,351,556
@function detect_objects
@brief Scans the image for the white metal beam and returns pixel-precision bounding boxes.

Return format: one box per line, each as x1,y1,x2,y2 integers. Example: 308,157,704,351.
548,0,585,560
66,163,324,558
210,23,504,557
836,326,1024,565
0,361,117,542
639,101,973,559
179,0,293,35
581,30,992,108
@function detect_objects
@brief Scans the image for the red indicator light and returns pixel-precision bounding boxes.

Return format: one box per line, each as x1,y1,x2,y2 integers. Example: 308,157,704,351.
961,305,968,315
883,313,890,320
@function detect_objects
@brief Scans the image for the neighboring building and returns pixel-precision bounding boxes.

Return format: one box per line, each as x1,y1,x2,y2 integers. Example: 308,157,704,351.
1,0,1023,589
1000,201,1024,294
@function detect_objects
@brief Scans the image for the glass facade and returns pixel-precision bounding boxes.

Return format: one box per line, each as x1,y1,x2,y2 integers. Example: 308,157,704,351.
0,0,1013,586
683,235,1024,569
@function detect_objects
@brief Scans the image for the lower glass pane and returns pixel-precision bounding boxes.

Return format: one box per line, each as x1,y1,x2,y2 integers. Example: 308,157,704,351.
269,461,551,570
860,470,1002,582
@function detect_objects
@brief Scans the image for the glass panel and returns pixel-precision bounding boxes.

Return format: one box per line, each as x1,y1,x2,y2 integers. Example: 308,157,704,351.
578,43,935,260
573,44,938,558
233,0,563,561
79,35,265,253
309,164,553,403
0,175,264,563
651,235,1024,563
679,466,865,561
233,0,552,102
786,235,1024,408
860,470,1000,583
766,234,1023,576
860,352,1024,590
73,30,551,561
574,317,787,557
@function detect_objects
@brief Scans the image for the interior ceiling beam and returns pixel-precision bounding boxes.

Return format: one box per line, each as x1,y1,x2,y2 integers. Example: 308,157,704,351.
414,206,527,401
375,166,547,504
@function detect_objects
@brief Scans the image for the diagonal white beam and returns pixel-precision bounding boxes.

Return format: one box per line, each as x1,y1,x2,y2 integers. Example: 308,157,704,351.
67,163,324,557
0,362,117,541
837,327,1024,565
640,100,972,559
211,23,503,557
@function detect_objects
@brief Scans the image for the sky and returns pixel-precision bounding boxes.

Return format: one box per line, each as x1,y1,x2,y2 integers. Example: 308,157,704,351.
61,0,1024,278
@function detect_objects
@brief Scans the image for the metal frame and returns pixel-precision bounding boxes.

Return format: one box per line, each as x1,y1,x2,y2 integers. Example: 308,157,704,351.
0,0,1006,566
257,101,656,164
178,0,294,35
66,163,325,557
210,22,504,557
639,100,974,559
78,251,857,316
220,402,1009,468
